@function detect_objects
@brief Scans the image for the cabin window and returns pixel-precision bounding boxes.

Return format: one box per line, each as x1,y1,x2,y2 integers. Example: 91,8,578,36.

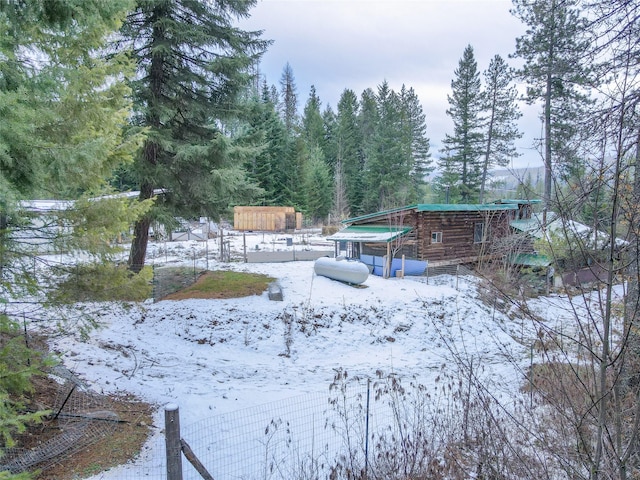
431,231,442,244
474,223,485,243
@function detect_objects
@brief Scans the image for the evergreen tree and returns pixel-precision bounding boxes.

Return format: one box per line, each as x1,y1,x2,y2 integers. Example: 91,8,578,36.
301,86,325,150
302,147,333,224
399,85,432,202
120,0,268,272
0,0,140,199
359,88,379,150
511,0,592,216
321,105,338,174
439,45,485,203
357,88,381,213
363,81,412,211
479,54,522,202
335,89,364,217
286,137,307,209
243,84,287,205
0,0,143,465
279,62,299,136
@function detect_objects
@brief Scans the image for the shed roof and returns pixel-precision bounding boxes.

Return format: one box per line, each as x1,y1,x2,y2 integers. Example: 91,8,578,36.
509,253,552,267
417,203,518,212
493,199,542,205
344,203,518,224
327,225,412,243
510,212,628,249
19,189,166,213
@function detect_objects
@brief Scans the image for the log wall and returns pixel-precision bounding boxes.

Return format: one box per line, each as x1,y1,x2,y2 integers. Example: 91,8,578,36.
415,210,513,262
353,209,514,265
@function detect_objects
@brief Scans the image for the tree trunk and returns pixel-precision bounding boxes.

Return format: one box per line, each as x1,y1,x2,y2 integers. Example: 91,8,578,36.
128,181,154,273
619,130,640,480
542,0,556,227
127,3,165,273
626,130,640,366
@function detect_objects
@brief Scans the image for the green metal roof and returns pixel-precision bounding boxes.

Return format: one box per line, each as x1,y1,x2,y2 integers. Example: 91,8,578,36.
343,205,419,224
327,225,412,243
493,199,542,205
510,214,553,238
343,203,518,224
416,203,518,212
509,253,552,267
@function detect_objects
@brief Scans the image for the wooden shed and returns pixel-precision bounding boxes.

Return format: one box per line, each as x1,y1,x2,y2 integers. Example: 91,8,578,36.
233,206,302,232
328,201,536,272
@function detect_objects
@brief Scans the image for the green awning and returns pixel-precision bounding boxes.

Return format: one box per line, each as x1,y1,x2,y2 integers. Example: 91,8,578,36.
327,225,412,243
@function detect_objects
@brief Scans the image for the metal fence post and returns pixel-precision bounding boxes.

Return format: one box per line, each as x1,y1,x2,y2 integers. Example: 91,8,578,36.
165,404,183,480
365,378,371,479
152,265,156,302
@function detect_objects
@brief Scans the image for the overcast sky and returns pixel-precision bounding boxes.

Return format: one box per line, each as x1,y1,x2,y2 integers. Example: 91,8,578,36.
240,0,545,170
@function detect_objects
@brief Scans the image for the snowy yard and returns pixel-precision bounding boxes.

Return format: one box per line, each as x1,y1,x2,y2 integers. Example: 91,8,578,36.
22,230,617,479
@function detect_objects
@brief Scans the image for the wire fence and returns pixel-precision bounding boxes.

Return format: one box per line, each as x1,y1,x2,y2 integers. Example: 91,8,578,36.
1,365,120,475
150,257,477,302
92,369,475,480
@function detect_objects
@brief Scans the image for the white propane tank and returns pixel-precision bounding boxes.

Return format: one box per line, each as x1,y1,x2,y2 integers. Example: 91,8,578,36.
313,257,369,285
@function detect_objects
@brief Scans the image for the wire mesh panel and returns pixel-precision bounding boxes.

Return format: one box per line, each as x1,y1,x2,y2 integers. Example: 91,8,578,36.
180,386,370,480
1,365,120,475
165,373,448,480
16,369,479,479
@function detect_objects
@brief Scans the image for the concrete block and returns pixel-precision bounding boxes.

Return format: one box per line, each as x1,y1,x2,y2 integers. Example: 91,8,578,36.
268,282,283,301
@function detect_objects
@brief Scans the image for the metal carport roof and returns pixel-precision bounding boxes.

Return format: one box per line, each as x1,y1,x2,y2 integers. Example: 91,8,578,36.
327,225,412,243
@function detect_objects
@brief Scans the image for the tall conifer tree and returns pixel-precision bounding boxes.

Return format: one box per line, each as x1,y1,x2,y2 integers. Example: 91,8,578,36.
335,89,364,217
440,45,485,203
321,105,338,174
242,83,282,205
302,86,325,150
0,0,141,458
120,0,268,272
363,81,410,211
511,0,591,217
1,0,139,199
399,85,431,202
279,62,299,136
479,54,522,202
302,147,333,224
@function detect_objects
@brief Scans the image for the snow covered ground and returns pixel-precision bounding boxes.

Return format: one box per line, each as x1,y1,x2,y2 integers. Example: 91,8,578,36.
23,230,617,479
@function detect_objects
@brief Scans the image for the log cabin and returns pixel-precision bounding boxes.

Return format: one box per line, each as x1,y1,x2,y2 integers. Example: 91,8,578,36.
328,200,538,275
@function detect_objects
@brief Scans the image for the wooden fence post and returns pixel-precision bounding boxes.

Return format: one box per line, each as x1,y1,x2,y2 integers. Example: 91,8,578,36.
165,404,183,480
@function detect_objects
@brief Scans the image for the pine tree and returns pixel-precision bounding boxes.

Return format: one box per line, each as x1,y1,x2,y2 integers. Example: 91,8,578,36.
321,105,338,174
440,45,485,203
0,0,141,463
302,147,333,224
357,89,380,212
479,54,522,202
301,86,325,150
363,81,411,211
399,85,432,202
335,89,364,217
511,0,592,216
279,62,299,136
0,0,140,199
243,83,287,205
120,0,268,272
